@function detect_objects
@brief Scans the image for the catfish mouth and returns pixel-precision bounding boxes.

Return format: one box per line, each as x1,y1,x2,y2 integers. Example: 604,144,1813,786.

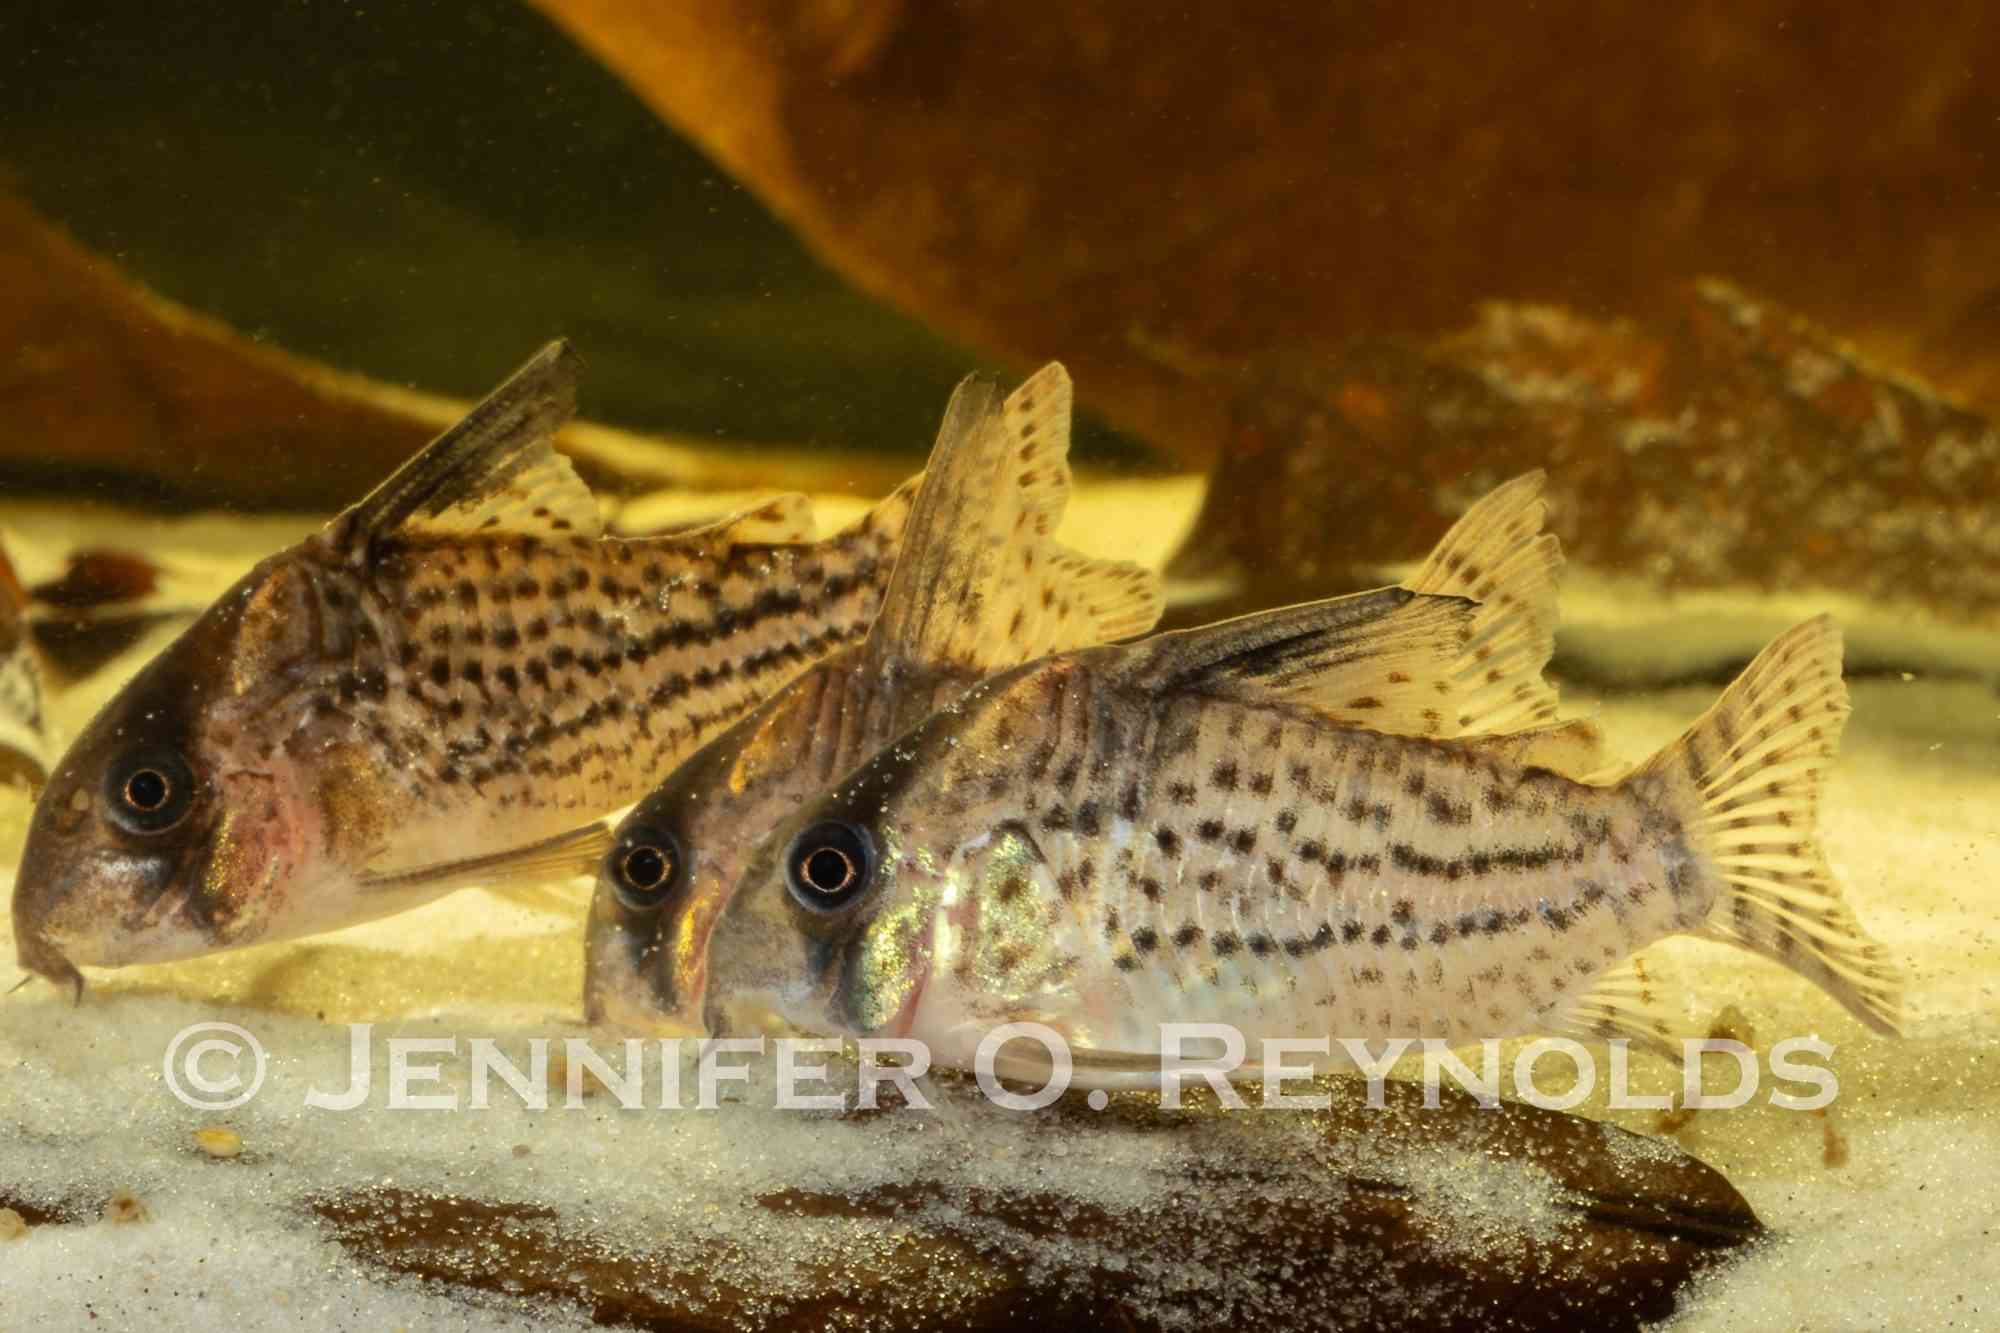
12,921,85,1001
583,860,730,1036
13,843,227,981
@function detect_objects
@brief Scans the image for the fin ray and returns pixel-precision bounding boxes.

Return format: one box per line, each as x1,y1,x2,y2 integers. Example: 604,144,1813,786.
1639,616,1902,1035
1149,473,1564,736
335,341,599,549
863,364,1163,676
357,820,614,898
1545,957,1685,1064
1402,470,1564,736
1113,585,1479,723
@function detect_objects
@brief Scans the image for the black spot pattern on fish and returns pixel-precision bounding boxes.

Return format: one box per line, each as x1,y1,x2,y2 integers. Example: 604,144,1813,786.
288,497,907,840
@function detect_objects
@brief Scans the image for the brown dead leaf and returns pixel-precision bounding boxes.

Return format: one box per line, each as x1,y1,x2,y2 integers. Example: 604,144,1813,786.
534,1,2000,467
295,1079,1754,1332
0,191,911,510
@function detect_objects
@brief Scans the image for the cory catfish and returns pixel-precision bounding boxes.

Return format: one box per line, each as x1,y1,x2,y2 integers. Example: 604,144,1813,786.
12,342,915,993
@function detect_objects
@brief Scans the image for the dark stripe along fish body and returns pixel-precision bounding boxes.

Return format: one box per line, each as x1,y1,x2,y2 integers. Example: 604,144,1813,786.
11,342,912,984
586,363,1163,1031
704,474,1900,1082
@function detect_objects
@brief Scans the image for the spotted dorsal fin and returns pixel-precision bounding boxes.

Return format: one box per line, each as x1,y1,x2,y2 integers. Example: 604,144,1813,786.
861,363,1163,677
1102,474,1566,736
1402,470,1563,736
333,341,600,555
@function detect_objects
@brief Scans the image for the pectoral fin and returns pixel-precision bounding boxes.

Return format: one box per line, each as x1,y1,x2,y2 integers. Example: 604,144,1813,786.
357,820,614,898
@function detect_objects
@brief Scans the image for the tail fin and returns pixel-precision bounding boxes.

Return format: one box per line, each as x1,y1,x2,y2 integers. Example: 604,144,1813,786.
1638,616,1901,1035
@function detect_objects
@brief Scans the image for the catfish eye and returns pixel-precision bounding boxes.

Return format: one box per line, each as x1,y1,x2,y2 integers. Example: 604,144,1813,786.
607,825,682,911
103,748,196,835
785,821,873,908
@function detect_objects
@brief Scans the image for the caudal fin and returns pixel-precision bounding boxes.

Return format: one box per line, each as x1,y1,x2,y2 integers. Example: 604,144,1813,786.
1638,615,1901,1035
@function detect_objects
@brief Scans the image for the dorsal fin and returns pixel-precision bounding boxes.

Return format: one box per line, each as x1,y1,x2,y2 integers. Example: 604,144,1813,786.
1111,586,1480,718
1402,470,1563,735
333,341,600,555
1101,473,1565,737
861,363,1162,676
669,493,819,547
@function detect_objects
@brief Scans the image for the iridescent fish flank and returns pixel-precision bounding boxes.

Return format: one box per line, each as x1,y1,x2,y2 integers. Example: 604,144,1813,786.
586,364,1163,1033
12,342,914,992
707,475,1903,1085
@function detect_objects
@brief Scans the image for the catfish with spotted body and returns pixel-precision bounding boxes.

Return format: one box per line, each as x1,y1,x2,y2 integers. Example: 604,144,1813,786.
12,342,915,994
587,363,1162,1032
706,474,1902,1084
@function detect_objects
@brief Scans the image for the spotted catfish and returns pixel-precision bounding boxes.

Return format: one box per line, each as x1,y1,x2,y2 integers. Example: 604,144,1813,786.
707,474,1902,1083
587,363,1162,1032
12,342,917,994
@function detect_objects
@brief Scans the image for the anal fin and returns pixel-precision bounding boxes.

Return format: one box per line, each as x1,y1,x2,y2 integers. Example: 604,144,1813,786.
1546,957,1685,1065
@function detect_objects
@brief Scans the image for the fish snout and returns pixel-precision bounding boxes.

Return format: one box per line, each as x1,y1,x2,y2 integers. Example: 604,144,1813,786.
10,784,209,978
10,870,86,999
583,890,708,1036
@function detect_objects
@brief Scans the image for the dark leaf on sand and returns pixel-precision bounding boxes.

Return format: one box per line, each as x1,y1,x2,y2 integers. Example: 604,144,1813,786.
0,191,909,510
292,1079,1757,1332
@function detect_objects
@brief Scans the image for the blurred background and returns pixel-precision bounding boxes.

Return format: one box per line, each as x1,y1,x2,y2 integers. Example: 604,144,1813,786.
0,0,1008,466
4,0,1999,615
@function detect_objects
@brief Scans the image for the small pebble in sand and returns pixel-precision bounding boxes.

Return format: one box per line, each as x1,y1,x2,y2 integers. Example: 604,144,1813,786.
103,1192,149,1225
0,1207,27,1240
193,1126,244,1159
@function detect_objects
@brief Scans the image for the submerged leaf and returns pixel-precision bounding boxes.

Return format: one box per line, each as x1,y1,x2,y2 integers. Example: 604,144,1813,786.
286,1079,1759,1331
533,2,2000,470
0,191,909,510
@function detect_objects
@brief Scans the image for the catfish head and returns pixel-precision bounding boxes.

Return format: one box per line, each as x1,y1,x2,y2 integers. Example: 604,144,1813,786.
12,553,343,993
